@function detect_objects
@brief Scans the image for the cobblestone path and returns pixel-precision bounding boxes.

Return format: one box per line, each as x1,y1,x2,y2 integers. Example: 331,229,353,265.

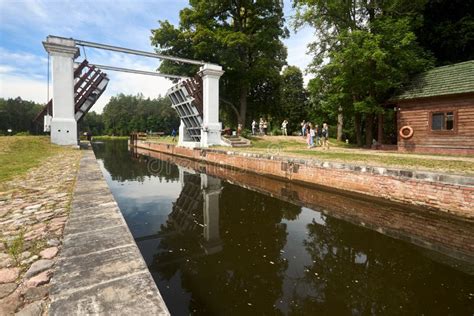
0,149,82,315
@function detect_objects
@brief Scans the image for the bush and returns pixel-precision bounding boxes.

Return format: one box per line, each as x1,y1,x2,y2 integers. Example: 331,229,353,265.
240,128,252,138
14,131,30,136
270,126,281,136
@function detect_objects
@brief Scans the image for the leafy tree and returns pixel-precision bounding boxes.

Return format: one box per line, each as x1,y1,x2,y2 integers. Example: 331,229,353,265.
416,0,474,65
79,111,104,135
150,0,289,127
280,66,307,134
102,94,179,136
294,0,433,146
0,97,43,134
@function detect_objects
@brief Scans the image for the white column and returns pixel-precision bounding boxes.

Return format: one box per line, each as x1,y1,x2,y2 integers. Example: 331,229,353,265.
199,64,225,147
43,36,79,146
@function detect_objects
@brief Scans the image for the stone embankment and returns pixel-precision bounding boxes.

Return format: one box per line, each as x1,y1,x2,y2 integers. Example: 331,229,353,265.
0,149,81,315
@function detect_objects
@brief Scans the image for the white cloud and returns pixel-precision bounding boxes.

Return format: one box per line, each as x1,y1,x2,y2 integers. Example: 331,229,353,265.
0,65,15,73
0,74,49,103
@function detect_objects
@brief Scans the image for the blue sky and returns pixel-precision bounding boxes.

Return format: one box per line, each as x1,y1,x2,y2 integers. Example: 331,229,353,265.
0,0,314,112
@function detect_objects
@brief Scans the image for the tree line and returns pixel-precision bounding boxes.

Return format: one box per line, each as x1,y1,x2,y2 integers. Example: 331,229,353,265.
82,94,179,136
2,0,472,145
0,94,179,136
151,0,473,145
0,97,43,135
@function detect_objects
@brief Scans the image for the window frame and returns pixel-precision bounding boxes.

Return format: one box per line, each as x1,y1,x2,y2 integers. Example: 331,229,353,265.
428,109,458,134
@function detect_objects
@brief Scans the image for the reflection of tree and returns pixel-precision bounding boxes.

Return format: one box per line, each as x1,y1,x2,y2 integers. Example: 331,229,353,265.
289,217,474,315
92,140,178,182
150,175,302,315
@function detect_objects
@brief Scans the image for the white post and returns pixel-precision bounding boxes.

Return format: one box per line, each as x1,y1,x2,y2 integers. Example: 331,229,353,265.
199,64,225,147
201,174,223,254
177,120,199,148
43,36,79,146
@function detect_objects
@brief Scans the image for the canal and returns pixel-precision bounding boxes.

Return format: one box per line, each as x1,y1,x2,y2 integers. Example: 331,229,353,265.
92,139,473,315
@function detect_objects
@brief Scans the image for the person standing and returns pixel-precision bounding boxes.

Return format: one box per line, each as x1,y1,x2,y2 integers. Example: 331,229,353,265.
306,123,312,148
322,122,329,149
171,128,177,142
315,124,322,146
281,119,288,136
251,120,257,135
310,124,315,148
263,119,268,135
301,120,306,137
259,118,264,135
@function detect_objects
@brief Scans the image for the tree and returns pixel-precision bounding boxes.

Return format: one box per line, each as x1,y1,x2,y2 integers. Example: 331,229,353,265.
101,94,179,136
0,97,43,134
280,66,307,133
294,0,433,146
79,111,104,136
416,0,474,66
150,0,289,127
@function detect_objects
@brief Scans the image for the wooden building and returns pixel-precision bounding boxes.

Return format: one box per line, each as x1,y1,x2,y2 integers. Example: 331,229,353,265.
392,61,474,155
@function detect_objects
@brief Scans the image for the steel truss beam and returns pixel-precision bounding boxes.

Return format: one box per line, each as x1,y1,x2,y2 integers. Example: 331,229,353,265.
74,38,208,66
83,63,190,80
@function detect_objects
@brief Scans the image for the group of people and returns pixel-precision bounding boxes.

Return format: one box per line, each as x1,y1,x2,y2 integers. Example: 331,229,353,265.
251,118,269,135
250,118,329,150
301,120,330,149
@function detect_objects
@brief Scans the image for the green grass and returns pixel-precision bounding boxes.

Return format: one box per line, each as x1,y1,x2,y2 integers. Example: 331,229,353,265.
286,150,474,174
246,136,355,149
6,230,24,264
91,135,129,140
0,136,69,184
146,135,178,144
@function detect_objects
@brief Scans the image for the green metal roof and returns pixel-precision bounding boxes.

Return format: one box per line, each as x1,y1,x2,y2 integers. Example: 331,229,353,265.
394,60,474,101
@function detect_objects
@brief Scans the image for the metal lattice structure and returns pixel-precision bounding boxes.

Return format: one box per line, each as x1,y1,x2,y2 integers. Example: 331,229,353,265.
33,60,109,127
167,77,204,142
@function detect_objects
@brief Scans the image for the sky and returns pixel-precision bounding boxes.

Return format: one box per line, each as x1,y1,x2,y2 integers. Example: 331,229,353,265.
0,0,315,113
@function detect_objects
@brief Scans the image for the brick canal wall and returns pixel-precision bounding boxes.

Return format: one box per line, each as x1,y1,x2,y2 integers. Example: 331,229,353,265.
134,141,474,220
137,149,474,266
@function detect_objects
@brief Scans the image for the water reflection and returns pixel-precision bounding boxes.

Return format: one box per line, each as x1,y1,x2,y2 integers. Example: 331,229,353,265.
93,140,474,315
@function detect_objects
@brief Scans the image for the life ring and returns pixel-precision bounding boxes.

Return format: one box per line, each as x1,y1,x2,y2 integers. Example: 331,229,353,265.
399,126,414,139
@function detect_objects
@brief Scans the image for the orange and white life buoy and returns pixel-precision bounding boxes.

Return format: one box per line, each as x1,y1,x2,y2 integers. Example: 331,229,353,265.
399,126,414,139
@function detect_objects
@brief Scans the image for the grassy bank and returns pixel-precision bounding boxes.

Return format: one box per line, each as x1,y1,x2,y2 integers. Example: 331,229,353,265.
91,135,129,141
0,136,72,184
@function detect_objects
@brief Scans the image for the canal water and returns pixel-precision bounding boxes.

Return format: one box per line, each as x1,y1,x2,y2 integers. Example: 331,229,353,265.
92,140,473,315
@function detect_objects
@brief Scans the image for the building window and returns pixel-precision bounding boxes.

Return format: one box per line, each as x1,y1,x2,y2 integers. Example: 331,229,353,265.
431,111,455,131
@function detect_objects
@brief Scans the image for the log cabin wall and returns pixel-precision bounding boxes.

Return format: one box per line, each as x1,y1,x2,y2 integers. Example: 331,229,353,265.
397,93,474,155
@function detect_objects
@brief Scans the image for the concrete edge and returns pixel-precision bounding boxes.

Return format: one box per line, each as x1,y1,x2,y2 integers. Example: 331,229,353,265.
49,148,170,315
